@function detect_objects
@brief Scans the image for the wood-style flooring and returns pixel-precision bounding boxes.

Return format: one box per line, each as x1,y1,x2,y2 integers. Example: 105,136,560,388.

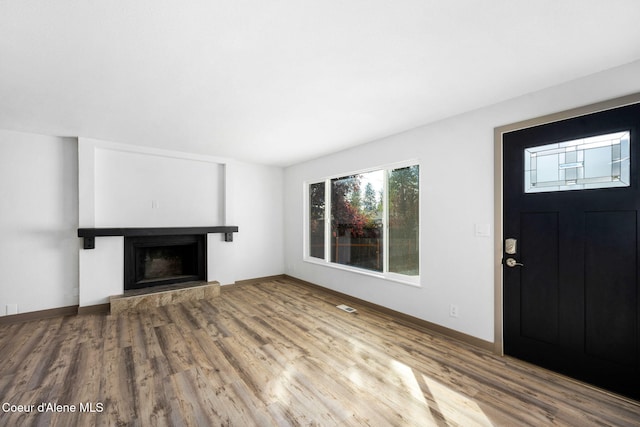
0,278,638,426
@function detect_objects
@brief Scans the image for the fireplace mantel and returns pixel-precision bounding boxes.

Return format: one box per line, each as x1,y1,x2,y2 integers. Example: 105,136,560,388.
78,226,238,249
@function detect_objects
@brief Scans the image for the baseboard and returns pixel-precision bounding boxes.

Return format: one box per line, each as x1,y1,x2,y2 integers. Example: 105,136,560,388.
0,305,79,324
284,275,495,352
227,274,287,289
77,303,110,315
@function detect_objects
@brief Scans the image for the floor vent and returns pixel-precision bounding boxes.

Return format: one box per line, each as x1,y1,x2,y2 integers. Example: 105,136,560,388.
336,304,357,314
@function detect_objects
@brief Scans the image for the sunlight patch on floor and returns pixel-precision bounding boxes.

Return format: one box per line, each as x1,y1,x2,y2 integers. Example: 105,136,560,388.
271,365,295,403
390,359,427,404
421,374,494,426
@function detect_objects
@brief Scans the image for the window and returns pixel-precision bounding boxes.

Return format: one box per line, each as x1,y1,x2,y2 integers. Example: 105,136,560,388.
331,170,384,272
308,182,325,259
524,131,630,193
388,166,420,275
306,163,419,284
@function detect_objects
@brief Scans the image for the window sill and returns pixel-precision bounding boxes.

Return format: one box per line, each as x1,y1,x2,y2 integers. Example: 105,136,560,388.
303,257,421,288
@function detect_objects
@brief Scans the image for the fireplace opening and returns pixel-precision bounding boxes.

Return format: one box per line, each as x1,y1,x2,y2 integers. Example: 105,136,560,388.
124,235,206,291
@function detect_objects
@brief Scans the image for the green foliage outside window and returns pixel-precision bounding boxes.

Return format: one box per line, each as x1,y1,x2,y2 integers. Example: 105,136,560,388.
309,164,419,278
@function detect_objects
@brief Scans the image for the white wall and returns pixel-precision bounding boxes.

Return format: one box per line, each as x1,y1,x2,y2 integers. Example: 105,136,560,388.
4,59,639,318
283,59,640,343
0,133,284,312
205,160,285,286
230,161,285,281
78,236,123,307
93,147,224,227
79,138,226,228
0,130,79,315
78,138,284,306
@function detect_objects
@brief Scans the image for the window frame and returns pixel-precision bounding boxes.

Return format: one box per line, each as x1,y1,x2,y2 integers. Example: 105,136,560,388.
303,160,421,287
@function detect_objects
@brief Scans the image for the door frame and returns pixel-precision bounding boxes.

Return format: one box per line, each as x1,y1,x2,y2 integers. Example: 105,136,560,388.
493,92,640,356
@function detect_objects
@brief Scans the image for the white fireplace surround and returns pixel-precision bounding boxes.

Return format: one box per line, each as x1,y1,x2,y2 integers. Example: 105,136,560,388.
78,138,235,307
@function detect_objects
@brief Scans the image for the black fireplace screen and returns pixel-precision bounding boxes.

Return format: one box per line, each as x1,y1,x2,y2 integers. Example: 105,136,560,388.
124,235,206,290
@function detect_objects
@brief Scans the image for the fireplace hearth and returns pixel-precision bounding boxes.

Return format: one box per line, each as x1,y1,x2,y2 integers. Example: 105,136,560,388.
124,234,206,290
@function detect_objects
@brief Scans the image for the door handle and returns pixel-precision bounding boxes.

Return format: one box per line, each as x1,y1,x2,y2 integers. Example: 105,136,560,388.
505,258,524,267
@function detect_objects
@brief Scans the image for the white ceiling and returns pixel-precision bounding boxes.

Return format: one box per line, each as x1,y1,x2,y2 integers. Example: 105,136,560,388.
1,1,640,167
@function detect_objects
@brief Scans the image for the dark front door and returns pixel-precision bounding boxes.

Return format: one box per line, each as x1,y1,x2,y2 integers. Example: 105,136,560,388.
503,102,640,400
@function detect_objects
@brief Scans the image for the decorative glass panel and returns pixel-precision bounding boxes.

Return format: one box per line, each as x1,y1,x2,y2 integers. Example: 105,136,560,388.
524,131,630,193
388,165,419,276
309,182,325,259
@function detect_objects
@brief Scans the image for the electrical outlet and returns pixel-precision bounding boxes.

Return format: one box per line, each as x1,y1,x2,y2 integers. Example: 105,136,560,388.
449,304,459,318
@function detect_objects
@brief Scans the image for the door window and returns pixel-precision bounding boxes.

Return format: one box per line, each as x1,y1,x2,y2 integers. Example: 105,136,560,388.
524,131,630,193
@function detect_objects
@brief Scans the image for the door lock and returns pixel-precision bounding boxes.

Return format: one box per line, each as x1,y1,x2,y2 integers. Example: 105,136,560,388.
505,258,524,268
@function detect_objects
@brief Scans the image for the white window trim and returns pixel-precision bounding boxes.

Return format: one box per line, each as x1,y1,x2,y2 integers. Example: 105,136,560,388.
303,160,421,287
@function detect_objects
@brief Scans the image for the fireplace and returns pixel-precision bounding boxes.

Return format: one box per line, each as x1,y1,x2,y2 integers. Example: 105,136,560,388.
124,234,206,290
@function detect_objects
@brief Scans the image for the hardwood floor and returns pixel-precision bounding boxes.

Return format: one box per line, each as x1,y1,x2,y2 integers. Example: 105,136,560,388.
0,278,638,426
